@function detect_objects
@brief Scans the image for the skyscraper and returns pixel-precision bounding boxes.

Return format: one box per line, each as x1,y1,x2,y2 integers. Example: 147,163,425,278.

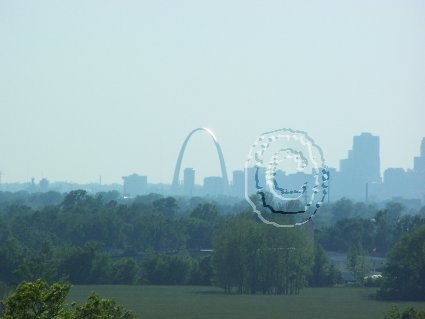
339,132,381,199
183,168,195,196
232,170,244,197
355,133,381,182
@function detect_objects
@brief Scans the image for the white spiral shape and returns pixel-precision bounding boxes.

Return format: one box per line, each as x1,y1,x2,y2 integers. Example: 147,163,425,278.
245,128,329,227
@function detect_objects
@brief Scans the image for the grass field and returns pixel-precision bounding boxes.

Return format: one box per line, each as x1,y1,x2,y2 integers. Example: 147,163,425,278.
68,285,425,319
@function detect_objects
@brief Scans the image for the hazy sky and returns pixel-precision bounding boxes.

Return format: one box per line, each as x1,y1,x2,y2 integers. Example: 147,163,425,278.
1,0,424,185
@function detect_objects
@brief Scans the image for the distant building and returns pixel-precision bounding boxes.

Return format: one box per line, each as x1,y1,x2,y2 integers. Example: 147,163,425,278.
122,173,147,196
383,168,407,198
285,172,314,189
245,167,266,195
414,137,425,173
39,178,49,192
339,132,381,200
373,137,425,204
231,170,244,197
203,176,224,195
27,177,36,193
183,168,195,196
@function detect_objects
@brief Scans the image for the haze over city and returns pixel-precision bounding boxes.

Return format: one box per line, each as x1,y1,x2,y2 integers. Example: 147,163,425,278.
1,0,424,184
1,1,425,317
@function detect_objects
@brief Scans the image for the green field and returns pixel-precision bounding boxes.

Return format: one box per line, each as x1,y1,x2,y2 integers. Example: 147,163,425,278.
68,285,425,319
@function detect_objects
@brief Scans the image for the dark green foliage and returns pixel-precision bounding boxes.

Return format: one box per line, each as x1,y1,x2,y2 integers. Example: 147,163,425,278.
0,237,26,284
0,279,136,319
187,203,221,250
152,196,178,216
308,244,342,287
111,258,140,284
61,190,89,209
0,279,71,319
189,256,213,285
0,190,424,292
15,241,59,283
190,203,218,222
0,191,220,285
0,191,64,211
57,242,112,284
0,281,11,301
72,293,136,319
316,202,425,254
384,306,425,319
212,217,313,294
378,225,425,301
141,252,191,285
317,218,376,252
140,252,212,285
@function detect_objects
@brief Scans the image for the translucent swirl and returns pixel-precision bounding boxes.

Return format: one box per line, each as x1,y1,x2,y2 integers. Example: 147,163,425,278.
245,128,329,227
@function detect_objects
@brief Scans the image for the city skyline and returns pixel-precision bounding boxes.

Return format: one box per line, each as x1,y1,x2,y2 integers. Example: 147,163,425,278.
1,131,424,206
1,1,424,184
1,130,424,186
114,131,425,205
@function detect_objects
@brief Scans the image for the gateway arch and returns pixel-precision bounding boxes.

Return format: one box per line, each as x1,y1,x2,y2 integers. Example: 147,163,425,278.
172,128,229,189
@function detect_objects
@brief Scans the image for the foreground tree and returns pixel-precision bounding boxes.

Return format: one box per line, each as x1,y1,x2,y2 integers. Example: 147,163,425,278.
378,224,425,300
72,293,136,319
0,279,136,319
384,306,425,319
0,279,69,319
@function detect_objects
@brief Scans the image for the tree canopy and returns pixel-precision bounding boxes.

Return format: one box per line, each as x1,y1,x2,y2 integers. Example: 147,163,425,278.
378,224,425,300
0,279,136,319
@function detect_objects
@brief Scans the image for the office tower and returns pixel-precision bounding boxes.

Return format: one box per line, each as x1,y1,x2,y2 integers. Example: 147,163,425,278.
183,168,195,196
122,173,147,197
232,170,244,197
339,133,381,199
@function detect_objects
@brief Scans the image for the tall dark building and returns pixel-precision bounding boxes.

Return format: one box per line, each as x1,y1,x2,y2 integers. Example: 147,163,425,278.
341,132,381,182
232,170,244,197
183,168,195,196
339,132,381,199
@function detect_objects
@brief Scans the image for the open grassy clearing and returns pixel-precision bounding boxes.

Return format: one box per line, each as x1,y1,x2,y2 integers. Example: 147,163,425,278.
68,285,425,319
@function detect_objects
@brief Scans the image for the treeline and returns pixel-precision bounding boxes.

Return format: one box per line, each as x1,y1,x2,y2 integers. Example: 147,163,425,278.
0,190,343,294
213,218,341,294
378,224,425,301
316,202,425,253
0,190,424,297
0,190,64,210
0,190,223,286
